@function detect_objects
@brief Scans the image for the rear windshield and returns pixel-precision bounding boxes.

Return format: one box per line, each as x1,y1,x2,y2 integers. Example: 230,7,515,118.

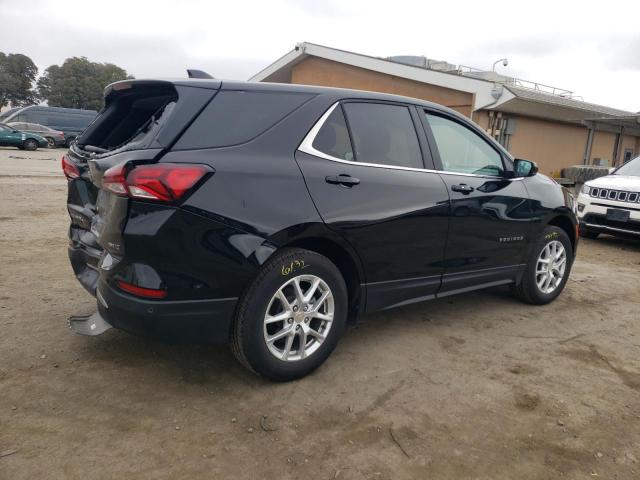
76,84,178,156
173,90,313,150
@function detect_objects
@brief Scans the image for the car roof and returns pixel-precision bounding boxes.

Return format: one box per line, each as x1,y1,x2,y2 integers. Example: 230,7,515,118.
107,78,459,115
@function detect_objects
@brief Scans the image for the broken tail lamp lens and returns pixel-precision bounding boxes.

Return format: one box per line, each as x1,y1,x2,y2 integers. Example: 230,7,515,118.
102,163,211,202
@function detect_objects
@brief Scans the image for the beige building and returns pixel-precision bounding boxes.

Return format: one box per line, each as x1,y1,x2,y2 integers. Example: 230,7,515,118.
251,43,640,176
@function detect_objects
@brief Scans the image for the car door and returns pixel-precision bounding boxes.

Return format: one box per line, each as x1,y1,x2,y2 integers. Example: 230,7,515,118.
0,124,8,145
0,124,23,146
420,109,533,295
296,100,450,312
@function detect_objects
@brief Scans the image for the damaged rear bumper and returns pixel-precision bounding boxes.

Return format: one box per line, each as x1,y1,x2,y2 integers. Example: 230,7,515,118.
68,311,113,336
93,280,237,344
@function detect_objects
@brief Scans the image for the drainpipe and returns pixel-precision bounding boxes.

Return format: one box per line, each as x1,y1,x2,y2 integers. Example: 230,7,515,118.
583,124,595,165
613,126,625,167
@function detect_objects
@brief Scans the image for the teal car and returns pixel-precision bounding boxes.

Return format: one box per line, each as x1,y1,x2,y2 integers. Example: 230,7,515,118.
0,123,49,151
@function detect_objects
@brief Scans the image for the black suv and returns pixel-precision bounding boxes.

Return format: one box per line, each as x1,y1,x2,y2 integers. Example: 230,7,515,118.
64,79,578,381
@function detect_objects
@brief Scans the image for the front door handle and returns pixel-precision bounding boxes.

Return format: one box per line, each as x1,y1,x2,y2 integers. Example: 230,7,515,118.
325,174,360,187
451,183,474,194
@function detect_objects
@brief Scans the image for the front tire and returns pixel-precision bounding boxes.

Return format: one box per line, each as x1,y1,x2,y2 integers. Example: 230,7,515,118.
514,226,573,305
23,139,38,151
231,248,348,381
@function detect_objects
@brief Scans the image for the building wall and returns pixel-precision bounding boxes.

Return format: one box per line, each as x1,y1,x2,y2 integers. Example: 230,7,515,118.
476,113,640,174
504,115,588,175
621,134,638,162
288,57,640,173
590,131,617,167
290,57,474,117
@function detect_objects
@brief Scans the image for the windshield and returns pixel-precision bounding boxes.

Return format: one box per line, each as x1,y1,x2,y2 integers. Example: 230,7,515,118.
614,156,640,176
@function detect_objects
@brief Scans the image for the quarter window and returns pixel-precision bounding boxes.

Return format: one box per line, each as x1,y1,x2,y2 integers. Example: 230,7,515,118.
343,103,423,169
425,113,504,176
175,91,313,149
312,106,354,161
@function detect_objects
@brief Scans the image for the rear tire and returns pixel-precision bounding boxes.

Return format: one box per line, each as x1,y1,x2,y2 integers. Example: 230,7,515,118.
65,136,75,148
23,139,38,151
513,226,573,305
580,228,600,239
231,248,348,381
45,137,55,148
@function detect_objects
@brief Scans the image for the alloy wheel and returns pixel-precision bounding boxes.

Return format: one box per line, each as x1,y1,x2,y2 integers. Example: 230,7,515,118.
535,240,567,294
263,275,334,362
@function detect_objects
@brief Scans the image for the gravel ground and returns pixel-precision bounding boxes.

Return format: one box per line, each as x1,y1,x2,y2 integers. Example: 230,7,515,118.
0,146,639,480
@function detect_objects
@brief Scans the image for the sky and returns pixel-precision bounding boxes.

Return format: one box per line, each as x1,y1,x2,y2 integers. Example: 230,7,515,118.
1,0,639,111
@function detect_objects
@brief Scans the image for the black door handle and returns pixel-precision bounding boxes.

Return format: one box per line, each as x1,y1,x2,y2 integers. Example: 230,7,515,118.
451,183,474,194
325,174,360,187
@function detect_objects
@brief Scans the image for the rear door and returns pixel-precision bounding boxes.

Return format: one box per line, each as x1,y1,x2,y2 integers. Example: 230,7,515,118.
296,100,450,312
420,109,533,295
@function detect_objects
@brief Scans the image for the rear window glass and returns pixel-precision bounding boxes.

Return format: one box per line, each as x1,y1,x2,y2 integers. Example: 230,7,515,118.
174,90,312,149
77,86,178,155
343,103,422,169
312,106,353,161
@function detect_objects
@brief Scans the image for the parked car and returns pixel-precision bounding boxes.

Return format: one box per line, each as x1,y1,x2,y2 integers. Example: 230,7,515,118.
64,79,578,381
7,122,66,148
0,123,48,150
0,106,97,147
577,155,640,238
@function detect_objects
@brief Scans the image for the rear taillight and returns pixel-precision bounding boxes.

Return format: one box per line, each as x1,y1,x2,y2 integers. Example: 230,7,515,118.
116,280,167,299
102,163,128,195
61,155,80,179
102,163,211,202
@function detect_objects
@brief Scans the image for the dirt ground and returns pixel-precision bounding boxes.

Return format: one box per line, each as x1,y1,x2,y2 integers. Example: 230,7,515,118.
0,146,639,480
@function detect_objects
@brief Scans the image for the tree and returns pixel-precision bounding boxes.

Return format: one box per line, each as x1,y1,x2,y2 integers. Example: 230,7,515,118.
0,52,38,108
37,57,131,111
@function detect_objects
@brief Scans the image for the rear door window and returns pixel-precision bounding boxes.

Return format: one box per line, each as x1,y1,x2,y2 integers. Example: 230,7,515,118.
175,90,313,149
311,106,354,161
342,102,423,169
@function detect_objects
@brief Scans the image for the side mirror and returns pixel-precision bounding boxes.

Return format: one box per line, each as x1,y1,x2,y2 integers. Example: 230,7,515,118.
514,158,538,177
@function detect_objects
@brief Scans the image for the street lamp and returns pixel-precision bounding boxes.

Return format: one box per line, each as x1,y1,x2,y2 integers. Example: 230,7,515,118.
492,58,508,71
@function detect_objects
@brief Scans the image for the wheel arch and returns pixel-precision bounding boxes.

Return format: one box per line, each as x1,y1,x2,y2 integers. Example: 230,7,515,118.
547,214,577,253
282,236,364,321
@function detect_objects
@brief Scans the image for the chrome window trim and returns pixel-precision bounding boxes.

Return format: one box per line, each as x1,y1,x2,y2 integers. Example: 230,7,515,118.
298,101,523,181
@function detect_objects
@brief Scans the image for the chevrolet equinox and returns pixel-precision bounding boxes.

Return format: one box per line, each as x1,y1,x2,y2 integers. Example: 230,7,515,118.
64,78,578,381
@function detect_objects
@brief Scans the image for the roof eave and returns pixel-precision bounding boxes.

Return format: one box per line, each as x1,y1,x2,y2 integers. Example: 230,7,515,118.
249,42,499,110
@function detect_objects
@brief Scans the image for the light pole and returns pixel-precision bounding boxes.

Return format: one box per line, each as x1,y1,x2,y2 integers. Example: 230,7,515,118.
492,58,508,71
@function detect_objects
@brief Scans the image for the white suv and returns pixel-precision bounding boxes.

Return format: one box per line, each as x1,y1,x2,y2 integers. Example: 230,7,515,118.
577,155,640,239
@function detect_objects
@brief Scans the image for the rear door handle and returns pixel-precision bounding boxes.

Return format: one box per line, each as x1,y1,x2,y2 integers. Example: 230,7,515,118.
451,183,474,194
325,174,360,187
